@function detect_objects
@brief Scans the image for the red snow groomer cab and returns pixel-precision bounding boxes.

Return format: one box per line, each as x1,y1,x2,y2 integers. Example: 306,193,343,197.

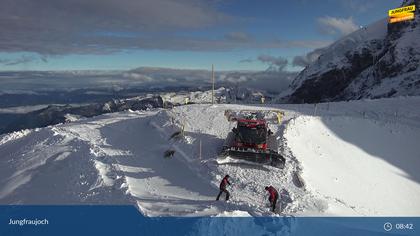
222,111,285,168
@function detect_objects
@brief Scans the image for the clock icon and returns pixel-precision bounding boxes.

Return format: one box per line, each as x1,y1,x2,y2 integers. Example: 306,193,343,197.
384,222,393,231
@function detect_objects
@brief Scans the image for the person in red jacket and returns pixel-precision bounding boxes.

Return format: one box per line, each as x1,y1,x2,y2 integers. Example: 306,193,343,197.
216,175,231,201
265,186,279,212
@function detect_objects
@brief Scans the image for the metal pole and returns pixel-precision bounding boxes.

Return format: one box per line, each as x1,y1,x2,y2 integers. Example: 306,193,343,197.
199,139,202,160
212,64,215,105
182,121,185,137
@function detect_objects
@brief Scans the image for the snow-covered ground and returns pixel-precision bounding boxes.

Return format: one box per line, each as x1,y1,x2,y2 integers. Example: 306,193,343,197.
0,96,419,216
286,116,420,216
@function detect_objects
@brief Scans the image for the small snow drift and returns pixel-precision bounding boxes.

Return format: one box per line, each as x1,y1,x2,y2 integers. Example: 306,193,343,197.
284,115,420,216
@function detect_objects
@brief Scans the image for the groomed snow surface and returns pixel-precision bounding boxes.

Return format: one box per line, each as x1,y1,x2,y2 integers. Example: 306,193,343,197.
0,96,420,216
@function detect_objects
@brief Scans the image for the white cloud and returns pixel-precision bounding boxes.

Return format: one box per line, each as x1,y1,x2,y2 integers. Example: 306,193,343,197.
257,55,288,72
317,16,359,36
224,31,252,43
0,55,36,66
292,47,326,68
123,72,154,82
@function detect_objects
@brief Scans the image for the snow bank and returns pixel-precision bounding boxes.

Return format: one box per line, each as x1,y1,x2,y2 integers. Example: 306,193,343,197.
284,115,420,216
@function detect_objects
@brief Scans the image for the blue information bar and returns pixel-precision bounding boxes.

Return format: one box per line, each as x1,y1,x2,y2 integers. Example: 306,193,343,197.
0,206,418,236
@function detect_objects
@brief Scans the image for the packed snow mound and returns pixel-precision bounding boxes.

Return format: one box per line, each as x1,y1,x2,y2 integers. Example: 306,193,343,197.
0,103,309,216
0,96,419,216
284,115,420,216
283,0,420,103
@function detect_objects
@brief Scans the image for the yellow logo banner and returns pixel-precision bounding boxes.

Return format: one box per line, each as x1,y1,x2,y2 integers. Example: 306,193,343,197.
388,5,416,17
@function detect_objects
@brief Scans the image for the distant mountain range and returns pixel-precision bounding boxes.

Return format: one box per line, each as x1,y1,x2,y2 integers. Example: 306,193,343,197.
0,96,164,135
0,86,275,135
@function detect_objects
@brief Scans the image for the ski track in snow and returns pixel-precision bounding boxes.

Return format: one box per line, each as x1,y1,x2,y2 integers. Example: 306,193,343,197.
0,96,420,216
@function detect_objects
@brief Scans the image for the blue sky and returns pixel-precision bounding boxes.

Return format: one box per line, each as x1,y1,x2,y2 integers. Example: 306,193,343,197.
0,0,402,71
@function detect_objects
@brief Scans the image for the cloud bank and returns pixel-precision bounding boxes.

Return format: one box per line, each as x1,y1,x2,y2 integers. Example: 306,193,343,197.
257,55,288,72
0,67,296,94
0,0,331,56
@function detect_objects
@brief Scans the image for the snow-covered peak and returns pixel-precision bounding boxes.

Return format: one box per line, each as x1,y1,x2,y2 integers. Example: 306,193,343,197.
289,18,388,91
283,0,420,103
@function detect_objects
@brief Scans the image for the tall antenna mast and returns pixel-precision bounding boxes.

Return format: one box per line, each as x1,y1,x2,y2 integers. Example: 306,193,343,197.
211,64,215,105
